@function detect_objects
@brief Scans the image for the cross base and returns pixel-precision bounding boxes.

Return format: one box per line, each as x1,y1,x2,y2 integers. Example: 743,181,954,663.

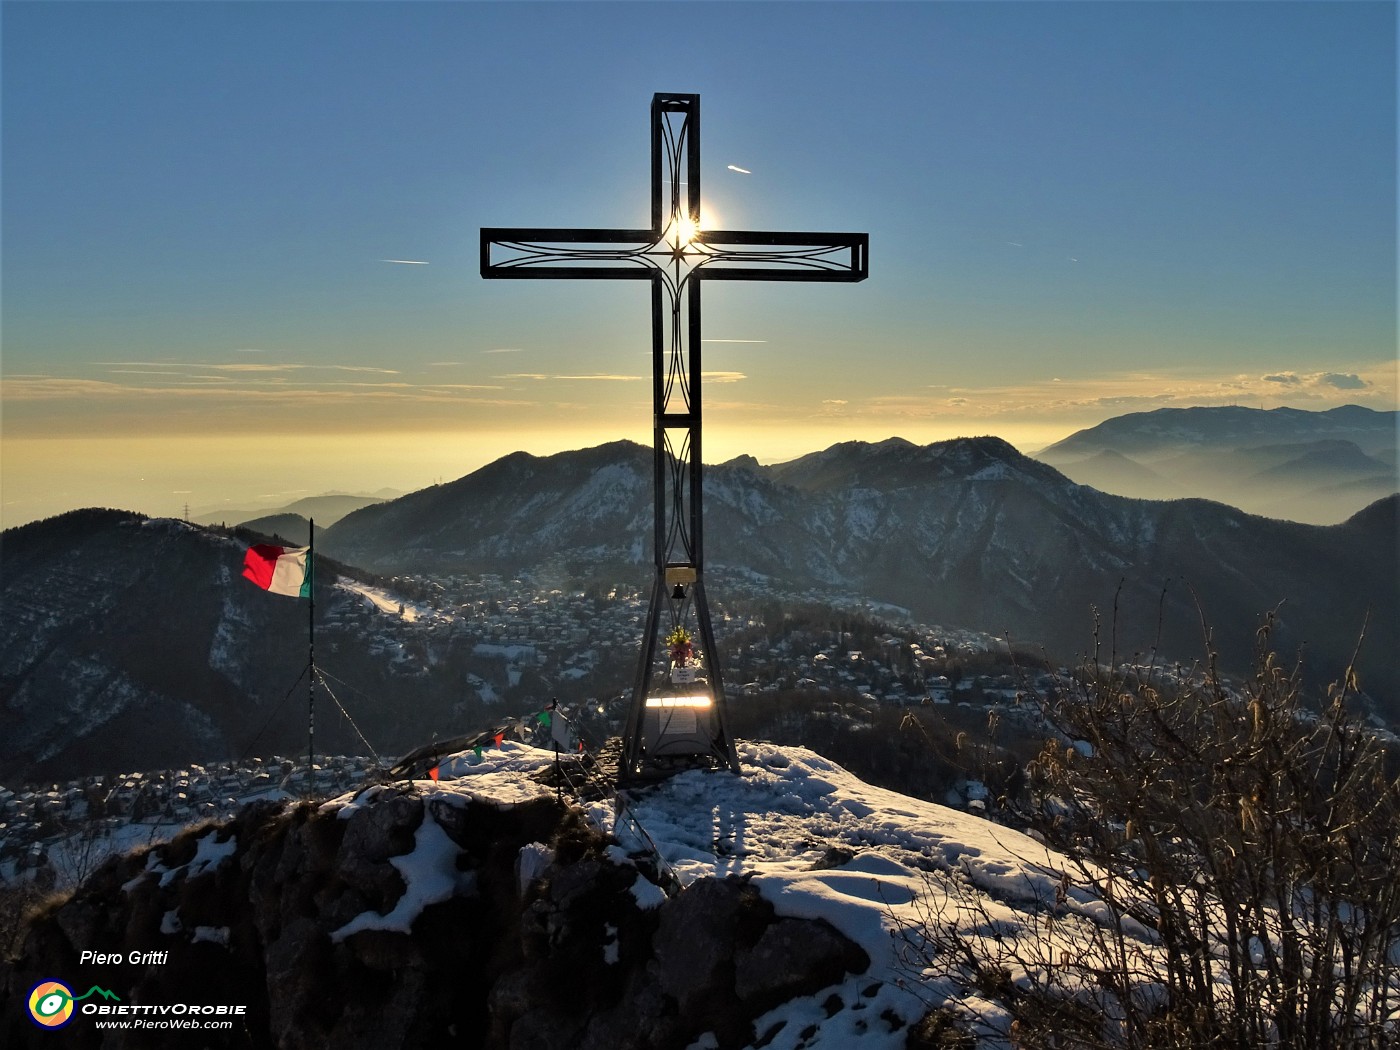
619,571,739,782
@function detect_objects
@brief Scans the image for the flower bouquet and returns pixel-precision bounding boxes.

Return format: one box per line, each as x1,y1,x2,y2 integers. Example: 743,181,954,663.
665,625,695,667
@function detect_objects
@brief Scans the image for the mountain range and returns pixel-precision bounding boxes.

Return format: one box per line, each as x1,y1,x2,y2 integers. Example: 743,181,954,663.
320,434,1397,714
4,416,1396,784
1036,404,1397,523
191,493,389,529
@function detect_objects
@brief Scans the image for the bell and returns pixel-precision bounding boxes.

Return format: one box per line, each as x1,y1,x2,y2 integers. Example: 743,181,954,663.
671,583,686,600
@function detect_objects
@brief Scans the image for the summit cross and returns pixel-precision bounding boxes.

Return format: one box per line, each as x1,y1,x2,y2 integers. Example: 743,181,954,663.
481,93,868,779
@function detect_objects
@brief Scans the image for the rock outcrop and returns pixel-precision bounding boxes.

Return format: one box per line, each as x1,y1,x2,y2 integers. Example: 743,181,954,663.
1,783,870,1049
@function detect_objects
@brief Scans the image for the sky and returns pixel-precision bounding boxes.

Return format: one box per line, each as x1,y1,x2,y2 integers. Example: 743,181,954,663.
2,0,1395,528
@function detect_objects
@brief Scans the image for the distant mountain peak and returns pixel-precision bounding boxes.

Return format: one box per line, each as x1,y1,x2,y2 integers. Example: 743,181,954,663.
719,453,763,473
1043,403,1394,459
1036,403,1396,524
932,434,1025,460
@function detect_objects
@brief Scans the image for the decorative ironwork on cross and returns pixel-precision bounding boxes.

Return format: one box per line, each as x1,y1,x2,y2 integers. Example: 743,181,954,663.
482,93,868,780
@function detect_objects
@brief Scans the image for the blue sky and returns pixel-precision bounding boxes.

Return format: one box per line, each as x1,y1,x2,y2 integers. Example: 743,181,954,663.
2,1,1394,525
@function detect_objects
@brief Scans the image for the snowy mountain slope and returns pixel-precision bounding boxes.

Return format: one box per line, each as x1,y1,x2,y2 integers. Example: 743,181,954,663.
324,441,654,572
0,511,469,783
0,512,273,780
322,438,1399,716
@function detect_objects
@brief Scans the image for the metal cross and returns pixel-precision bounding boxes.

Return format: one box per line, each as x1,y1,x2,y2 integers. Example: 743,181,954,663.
482,93,868,780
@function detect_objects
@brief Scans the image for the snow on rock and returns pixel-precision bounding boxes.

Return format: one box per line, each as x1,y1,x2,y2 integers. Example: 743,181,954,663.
331,809,476,942
575,741,1075,1047
158,829,237,887
29,734,1131,1049
187,829,238,880
121,851,170,894
516,841,554,893
191,925,230,946
329,741,558,816
404,736,1095,1048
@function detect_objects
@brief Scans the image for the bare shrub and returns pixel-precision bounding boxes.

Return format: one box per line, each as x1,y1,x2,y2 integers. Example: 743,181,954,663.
897,614,1400,1048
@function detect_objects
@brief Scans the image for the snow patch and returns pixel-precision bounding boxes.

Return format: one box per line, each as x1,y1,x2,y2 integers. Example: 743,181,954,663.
158,830,237,887
191,926,230,947
122,852,169,894
331,810,475,941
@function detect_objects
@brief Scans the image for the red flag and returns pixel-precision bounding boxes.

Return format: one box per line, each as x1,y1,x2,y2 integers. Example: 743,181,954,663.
428,766,440,782
493,732,504,748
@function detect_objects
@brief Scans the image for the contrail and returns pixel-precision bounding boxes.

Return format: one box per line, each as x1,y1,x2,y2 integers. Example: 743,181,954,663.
727,165,751,174
382,259,429,265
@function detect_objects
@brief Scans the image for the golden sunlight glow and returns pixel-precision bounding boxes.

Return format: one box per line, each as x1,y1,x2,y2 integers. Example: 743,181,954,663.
645,695,714,709
671,211,701,248
662,202,715,254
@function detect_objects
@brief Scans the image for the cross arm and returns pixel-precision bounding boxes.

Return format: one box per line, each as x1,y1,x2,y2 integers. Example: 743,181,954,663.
481,227,659,280
695,230,868,282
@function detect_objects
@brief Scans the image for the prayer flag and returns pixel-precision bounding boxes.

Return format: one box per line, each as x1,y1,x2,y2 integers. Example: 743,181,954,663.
549,706,570,749
428,766,440,782
242,544,312,598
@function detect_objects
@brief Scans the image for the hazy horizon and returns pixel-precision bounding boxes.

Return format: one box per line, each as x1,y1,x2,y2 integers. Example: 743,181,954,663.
4,403,1394,531
0,418,1084,529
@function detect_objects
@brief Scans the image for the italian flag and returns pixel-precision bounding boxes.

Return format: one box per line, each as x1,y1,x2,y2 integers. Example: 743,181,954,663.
242,544,312,598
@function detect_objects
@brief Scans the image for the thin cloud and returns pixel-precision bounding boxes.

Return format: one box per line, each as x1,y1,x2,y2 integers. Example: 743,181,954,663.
727,165,752,175
499,373,646,382
858,362,1395,423
482,348,525,354
2,375,521,406
203,363,300,373
97,361,400,375
701,371,747,383
381,259,429,265
1316,372,1368,390
208,363,401,375
703,339,767,344
1264,370,1370,391
419,384,505,391
97,364,193,372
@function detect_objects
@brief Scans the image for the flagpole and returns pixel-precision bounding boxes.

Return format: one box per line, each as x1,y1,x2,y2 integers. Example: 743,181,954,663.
307,516,315,796
551,698,562,802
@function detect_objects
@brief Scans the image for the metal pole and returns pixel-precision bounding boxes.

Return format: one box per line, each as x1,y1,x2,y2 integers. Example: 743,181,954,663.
307,516,315,796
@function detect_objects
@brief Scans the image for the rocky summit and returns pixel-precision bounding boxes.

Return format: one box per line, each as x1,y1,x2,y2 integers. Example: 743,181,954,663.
1,741,1089,1050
